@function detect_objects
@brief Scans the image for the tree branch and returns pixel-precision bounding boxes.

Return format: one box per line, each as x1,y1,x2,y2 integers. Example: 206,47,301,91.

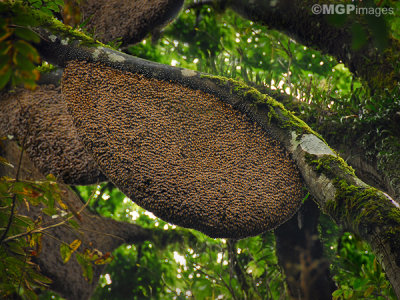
3,3,400,296
29,21,400,296
227,0,400,91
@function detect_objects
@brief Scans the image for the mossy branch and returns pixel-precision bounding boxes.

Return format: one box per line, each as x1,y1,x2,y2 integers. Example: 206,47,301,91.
9,7,400,297
227,0,400,91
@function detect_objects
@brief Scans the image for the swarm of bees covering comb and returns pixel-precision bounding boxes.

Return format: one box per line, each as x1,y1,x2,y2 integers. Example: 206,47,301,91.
62,61,304,238
81,0,184,45
0,85,106,185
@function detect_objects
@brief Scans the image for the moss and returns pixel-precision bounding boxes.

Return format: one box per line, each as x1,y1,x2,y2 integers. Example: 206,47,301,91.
325,180,400,265
4,1,107,49
36,62,56,73
362,44,400,91
201,74,325,139
37,14,108,48
305,153,356,179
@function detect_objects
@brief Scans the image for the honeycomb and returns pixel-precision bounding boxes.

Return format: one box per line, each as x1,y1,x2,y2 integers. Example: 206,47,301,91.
81,0,184,44
62,61,304,238
0,85,106,185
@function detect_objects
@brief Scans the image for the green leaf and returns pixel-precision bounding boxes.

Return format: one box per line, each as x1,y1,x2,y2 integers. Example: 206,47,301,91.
14,53,36,71
46,2,60,12
40,7,53,16
31,1,42,9
76,253,94,283
14,28,40,43
41,207,58,217
68,219,80,229
0,68,12,90
364,286,375,297
0,42,12,55
14,214,34,227
14,40,39,60
6,240,27,256
13,14,39,27
31,270,52,285
343,288,353,299
60,243,72,263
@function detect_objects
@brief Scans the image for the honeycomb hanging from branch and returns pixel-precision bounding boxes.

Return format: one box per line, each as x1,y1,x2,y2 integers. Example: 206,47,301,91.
0,85,106,185
81,0,184,45
62,61,304,238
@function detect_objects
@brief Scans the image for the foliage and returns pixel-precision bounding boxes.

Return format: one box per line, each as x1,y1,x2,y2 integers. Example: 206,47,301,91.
0,173,54,299
0,164,69,299
1,0,399,299
0,0,63,90
319,215,395,299
24,0,64,16
331,233,396,299
84,182,396,299
73,184,285,300
0,158,110,299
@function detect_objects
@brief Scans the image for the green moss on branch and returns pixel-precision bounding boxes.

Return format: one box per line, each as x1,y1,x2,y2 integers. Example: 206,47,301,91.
3,1,105,48
201,74,323,139
325,180,400,267
305,153,356,179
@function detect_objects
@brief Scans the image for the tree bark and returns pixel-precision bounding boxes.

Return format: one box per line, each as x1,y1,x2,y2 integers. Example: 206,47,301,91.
27,23,400,296
0,137,188,299
80,0,184,45
3,2,400,297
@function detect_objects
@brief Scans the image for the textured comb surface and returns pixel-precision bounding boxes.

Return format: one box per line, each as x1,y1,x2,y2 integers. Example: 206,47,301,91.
62,61,303,238
0,85,106,185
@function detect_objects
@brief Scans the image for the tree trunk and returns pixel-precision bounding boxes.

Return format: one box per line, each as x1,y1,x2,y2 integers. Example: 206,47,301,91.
2,2,400,297
26,16,400,296
275,199,336,300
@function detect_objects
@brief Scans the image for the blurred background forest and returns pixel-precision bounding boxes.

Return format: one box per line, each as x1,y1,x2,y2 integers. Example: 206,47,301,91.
1,0,400,299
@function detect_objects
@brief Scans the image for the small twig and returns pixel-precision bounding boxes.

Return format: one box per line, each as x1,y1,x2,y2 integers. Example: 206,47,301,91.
0,194,17,244
0,134,26,244
2,188,95,243
76,227,125,242
17,249,29,294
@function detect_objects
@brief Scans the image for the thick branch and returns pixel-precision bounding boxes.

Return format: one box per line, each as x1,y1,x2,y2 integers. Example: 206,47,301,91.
80,0,184,45
3,5,400,296
31,24,400,296
227,0,400,90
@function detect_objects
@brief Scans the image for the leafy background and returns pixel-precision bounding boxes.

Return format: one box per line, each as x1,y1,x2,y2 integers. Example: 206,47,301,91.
0,0,399,299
